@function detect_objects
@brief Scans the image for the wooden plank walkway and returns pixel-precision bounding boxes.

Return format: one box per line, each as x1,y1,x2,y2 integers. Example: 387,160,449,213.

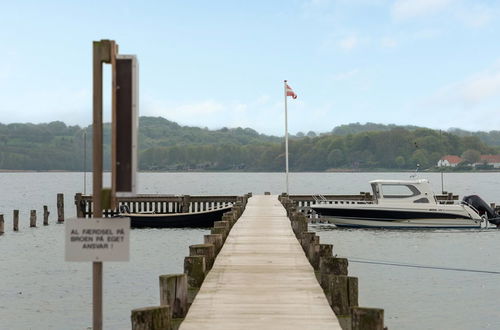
180,195,341,330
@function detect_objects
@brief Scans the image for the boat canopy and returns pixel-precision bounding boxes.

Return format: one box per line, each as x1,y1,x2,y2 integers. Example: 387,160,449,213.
369,179,437,205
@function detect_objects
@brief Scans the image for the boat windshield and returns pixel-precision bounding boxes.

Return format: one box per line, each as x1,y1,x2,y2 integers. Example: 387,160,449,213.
380,184,421,198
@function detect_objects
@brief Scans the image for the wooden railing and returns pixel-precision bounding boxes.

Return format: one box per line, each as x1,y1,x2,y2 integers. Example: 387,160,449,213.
74,193,245,218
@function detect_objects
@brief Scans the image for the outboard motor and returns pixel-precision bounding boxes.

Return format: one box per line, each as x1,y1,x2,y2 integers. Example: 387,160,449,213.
462,195,500,227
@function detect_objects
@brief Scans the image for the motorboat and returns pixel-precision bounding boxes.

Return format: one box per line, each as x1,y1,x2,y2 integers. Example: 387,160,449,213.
311,179,500,229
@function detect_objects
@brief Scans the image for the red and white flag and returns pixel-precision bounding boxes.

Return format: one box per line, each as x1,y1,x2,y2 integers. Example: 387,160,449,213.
285,82,297,99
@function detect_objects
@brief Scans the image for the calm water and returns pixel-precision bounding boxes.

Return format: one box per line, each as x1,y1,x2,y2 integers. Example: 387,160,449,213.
0,172,499,329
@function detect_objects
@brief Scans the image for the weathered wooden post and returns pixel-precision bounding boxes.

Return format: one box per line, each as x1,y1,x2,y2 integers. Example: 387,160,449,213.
43,205,49,225
181,195,190,213
319,256,349,296
300,232,316,253
13,210,19,231
0,214,4,235
131,305,172,330
211,226,229,243
184,256,206,288
57,193,64,223
189,244,215,271
204,234,223,255
159,274,188,319
348,276,359,308
213,220,230,232
30,210,37,227
351,307,384,330
330,275,349,316
75,193,85,218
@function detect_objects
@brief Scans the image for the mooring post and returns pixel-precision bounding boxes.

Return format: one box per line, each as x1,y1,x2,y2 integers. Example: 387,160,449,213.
319,256,349,298
211,226,228,243
351,307,384,330
75,193,85,218
30,210,36,227
131,305,172,330
43,205,49,225
57,193,64,223
332,275,359,330
13,210,19,231
204,234,223,255
0,214,4,235
159,274,188,319
330,275,349,316
184,256,206,288
181,195,190,213
189,244,215,271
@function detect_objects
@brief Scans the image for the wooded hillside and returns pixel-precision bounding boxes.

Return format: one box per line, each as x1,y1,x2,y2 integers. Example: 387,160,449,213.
0,118,498,171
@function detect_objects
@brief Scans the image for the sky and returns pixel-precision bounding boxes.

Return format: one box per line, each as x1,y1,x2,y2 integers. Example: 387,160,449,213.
1,0,500,136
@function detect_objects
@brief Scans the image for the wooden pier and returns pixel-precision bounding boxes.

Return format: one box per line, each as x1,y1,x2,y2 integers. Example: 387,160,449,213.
179,195,341,330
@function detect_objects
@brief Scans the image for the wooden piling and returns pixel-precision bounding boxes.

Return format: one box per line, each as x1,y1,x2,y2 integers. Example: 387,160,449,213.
319,244,333,258
184,256,206,288
348,276,359,308
307,236,320,270
210,227,228,243
319,256,349,295
204,234,223,255
43,205,49,225
300,232,316,253
131,305,172,330
351,307,384,330
30,210,36,227
181,195,190,213
0,214,4,235
57,193,64,222
13,210,19,231
189,244,215,271
213,220,230,231
330,275,349,316
75,193,84,218
159,274,188,318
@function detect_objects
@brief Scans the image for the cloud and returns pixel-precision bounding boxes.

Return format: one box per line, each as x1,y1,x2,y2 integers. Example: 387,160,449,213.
455,4,493,27
426,64,500,107
141,95,285,134
338,35,359,50
392,0,453,20
0,87,91,125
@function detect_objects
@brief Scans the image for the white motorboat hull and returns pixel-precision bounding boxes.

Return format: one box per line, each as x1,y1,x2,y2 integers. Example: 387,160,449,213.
325,216,481,229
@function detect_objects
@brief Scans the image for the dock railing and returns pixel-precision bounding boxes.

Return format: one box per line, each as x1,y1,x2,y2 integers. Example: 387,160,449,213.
74,193,240,218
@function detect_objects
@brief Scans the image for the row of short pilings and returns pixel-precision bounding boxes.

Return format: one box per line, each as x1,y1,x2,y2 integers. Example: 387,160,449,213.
0,193,65,235
130,194,250,330
279,195,386,330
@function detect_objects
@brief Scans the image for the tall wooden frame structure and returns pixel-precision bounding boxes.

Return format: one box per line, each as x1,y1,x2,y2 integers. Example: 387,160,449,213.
92,39,138,330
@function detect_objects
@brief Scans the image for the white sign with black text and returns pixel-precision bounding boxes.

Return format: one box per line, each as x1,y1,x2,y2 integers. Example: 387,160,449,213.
65,217,130,262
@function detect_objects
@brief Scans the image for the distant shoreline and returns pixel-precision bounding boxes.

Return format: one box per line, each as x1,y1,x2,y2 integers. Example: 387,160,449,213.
1,169,499,173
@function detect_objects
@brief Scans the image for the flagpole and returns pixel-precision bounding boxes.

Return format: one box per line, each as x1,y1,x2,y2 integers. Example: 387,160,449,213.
284,80,289,195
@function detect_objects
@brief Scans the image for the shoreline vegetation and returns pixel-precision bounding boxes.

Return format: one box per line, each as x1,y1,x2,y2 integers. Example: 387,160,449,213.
1,169,499,173
1,117,499,172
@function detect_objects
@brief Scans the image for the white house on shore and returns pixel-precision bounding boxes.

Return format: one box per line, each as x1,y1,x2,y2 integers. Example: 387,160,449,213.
437,155,462,167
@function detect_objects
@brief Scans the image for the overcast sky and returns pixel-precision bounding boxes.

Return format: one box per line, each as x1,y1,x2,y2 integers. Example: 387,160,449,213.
1,0,500,135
